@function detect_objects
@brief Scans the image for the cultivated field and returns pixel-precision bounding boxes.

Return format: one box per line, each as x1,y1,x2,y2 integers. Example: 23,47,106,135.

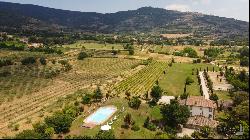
113,61,168,96
63,41,124,50
0,57,143,137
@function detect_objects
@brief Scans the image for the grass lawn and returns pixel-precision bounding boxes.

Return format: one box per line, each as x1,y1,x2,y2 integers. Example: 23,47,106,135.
159,63,219,97
215,91,232,101
68,97,169,139
63,41,124,50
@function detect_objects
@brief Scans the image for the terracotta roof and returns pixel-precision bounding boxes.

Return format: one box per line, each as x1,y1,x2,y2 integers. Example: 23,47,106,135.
179,96,217,108
186,116,219,128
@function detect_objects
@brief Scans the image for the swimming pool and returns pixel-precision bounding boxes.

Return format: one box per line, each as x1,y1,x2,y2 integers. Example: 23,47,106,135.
84,106,117,125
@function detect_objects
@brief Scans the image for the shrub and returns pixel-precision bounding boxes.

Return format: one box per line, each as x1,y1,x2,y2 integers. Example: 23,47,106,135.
128,96,141,109
185,76,194,85
209,94,218,102
13,124,20,131
0,71,11,77
191,131,201,139
21,57,36,65
0,59,13,67
200,126,212,138
204,47,221,58
93,87,102,101
131,124,140,131
147,123,156,131
240,56,249,67
128,49,134,55
180,92,189,100
82,94,92,104
39,57,47,65
15,130,43,139
77,51,88,60
197,59,201,63
164,125,177,134
95,130,115,139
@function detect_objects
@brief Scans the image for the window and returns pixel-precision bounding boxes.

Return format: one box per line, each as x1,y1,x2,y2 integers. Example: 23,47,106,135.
209,114,212,118
200,107,202,110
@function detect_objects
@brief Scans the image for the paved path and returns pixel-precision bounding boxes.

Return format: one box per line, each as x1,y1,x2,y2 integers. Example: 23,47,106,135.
177,128,195,137
199,71,210,100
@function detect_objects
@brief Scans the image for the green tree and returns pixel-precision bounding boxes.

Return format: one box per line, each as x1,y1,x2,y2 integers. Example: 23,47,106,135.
182,47,198,58
232,91,249,106
200,126,212,138
93,87,102,101
15,130,43,139
143,116,150,128
240,56,249,66
160,100,190,127
44,112,73,134
232,100,249,121
123,113,132,128
180,92,189,100
209,94,219,102
125,91,131,100
95,130,115,139
44,127,55,138
150,85,163,103
63,105,80,118
82,94,91,104
71,135,92,139
204,47,221,58
239,46,249,57
128,96,141,109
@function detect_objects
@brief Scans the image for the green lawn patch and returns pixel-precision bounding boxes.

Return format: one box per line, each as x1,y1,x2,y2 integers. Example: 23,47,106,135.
215,91,231,101
159,63,219,97
68,97,168,139
63,41,124,50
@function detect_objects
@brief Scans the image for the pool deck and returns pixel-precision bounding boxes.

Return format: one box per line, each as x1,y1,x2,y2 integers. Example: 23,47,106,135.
83,105,117,129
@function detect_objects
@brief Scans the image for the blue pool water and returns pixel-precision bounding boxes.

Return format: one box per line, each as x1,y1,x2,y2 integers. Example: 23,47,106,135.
85,106,117,125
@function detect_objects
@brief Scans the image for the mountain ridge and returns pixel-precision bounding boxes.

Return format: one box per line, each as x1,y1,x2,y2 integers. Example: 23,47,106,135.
0,1,249,38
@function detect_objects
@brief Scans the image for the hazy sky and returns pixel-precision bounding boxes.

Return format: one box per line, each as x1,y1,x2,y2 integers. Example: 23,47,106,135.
0,0,249,21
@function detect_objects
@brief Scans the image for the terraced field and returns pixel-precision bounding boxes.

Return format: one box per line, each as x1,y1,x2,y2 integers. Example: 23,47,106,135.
113,61,168,96
0,58,142,136
60,58,143,85
0,65,54,103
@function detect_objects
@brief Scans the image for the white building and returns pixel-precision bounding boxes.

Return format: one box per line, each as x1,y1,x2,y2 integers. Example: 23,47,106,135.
179,96,217,119
158,96,175,105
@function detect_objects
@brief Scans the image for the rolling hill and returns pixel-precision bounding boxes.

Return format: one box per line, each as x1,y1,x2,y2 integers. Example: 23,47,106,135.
0,1,249,38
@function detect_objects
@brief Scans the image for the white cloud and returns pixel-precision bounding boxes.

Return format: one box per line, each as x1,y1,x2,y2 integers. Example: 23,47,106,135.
165,4,191,12
191,0,211,5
